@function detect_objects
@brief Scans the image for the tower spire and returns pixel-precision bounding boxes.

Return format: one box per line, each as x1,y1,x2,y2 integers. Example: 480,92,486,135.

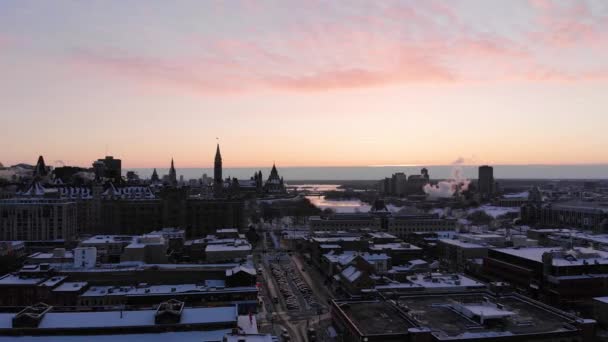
214,143,223,197
168,158,177,186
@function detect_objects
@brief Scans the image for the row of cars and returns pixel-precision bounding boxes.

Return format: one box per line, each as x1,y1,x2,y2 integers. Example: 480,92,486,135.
270,263,301,311
281,262,318,308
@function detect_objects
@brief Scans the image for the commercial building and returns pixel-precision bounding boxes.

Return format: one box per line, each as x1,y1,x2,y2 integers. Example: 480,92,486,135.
398,292,595,341
332,292,596,342
0,302,246,336
437,238,489,272
0,199,77,241
483,246,608,311
387,214,457,238
523,201,608,232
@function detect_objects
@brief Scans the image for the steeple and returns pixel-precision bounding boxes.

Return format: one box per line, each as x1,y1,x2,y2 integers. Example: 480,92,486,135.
270,163,278,177
33,155,48,178
168,158,177,186
214,144,223,197
151,168,159,182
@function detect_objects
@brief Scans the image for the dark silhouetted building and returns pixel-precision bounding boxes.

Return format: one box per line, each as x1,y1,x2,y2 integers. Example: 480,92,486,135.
92,156,122,182
478,165,494,200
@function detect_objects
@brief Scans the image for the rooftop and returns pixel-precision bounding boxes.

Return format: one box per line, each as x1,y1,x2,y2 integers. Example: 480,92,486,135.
370,242,421,251
552,200,608,213
439,238,487,249
0,274,45,286
81,235,135,245
334,300,413,336
398,293,580,340
53,282,88,292
39,276,67,288
0,330,233,342
0,306,238,330
81,282,256,298
492,246,608,266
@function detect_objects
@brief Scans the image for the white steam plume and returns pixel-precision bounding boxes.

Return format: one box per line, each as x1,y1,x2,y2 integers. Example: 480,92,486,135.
423,158,471,199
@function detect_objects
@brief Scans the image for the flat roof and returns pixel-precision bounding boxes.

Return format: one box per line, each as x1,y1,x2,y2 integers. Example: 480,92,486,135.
81,235,135,244
39,276,67,288
81,282,257,298
0,306,237,330
335,300,413,336
0,274,45,286
493,247,608,266
205,243,251,252
53,282,88,292
398,293,579,340
439,238,487,249
0,330,232,342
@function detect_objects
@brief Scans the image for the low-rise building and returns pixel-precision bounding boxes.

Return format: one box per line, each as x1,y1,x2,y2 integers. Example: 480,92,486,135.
438,238,488,272
205,240,252,262
121,234,169,264
80,235,135,262
369,242,422,265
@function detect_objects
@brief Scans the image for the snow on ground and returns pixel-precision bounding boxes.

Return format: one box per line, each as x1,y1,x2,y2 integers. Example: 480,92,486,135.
469,205,520,218
503,191,529,199
257,195,301,204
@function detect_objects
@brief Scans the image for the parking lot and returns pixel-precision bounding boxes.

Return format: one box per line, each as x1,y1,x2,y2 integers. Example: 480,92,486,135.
269,255,318,312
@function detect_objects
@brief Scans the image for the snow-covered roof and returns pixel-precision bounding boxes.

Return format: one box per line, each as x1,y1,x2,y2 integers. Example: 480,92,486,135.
226,265,256,277
468,205,520,218
406,273,485,289
81,282,256,298
28,251,74,259
370,242,421,251
205,242,252,252
0,274,45,285
102,185,155,200
0,306,237,329
53,282,88,292
502,191,529,199
341,266,362,283
494,246,608,266
0,330,234,342
319,244,342,249
39,276,67,288
439,238,487,249
81,235,135,245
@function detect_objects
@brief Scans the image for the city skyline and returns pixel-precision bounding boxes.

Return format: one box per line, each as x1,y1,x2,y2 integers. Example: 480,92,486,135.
2,0,608,167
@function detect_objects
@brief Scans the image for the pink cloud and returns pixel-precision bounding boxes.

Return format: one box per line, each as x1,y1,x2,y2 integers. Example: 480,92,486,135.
67,1,608,95
529,0,608,47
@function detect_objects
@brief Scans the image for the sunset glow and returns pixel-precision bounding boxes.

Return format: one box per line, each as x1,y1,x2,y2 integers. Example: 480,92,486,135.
1,0,607,168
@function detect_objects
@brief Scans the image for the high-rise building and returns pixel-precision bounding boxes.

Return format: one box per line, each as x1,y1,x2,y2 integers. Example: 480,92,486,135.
478,165,494,200
214,144,223,198
92,156,121,183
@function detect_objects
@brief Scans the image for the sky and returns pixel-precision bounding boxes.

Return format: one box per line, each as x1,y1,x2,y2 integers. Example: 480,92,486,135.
1,0,608,169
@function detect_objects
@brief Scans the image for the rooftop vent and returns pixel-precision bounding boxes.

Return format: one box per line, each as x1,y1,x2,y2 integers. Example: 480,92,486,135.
154,299,184,325
12,303,52,328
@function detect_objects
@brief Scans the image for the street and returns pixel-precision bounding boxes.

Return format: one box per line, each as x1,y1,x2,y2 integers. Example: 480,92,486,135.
254,222,333,342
